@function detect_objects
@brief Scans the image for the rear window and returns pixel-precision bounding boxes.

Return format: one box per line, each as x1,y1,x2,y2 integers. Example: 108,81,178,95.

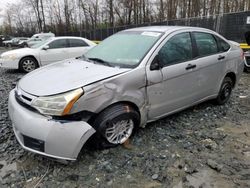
69,39,88,47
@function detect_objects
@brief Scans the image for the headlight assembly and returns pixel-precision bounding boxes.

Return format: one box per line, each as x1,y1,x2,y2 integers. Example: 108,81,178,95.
1,54,17,60
31,88,83,116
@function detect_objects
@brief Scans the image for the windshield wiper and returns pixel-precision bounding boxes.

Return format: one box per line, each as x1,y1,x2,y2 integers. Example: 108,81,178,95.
88,58,112,67
76,54,90,61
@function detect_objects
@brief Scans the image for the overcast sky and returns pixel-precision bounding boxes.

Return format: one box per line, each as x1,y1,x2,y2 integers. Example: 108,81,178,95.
0,0,20,23
0,0,19,9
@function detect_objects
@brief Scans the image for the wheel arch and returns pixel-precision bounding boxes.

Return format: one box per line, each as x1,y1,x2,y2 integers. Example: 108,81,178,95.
88,101,141,126
224,72,236,88
18,55,40,69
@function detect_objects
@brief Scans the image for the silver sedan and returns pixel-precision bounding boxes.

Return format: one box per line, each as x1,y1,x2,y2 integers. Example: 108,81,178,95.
8,26,244,160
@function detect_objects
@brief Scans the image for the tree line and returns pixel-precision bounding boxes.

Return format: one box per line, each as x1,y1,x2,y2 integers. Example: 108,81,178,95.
1,0,250,37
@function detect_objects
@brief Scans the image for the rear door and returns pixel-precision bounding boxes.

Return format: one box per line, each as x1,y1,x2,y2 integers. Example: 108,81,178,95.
39,39,69,65
68,38,91,58
146,32,199,120
191,32,227,98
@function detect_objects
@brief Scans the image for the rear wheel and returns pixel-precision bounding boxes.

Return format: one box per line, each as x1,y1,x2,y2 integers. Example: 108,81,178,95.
215,77,233,105
91,104,140,149
19,57,38,73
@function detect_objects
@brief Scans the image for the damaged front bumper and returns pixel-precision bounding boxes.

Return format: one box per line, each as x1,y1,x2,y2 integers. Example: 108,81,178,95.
8,89,96,160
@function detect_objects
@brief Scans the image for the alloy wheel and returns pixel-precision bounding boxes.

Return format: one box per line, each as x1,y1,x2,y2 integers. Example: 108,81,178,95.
22,59,36,72
105,119,134,144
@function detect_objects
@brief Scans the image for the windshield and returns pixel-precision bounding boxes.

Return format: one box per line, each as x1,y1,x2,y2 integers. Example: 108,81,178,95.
85,31,162,68
30,38,52,49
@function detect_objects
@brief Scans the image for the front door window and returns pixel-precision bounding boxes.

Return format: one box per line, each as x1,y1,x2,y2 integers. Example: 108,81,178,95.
158,32,193,66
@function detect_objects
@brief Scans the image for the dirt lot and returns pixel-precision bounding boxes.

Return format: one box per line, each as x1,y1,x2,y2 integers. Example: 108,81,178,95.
0,50,250,187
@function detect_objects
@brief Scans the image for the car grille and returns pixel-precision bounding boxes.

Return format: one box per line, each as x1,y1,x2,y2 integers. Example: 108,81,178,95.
246,56,250,66
23,135,45,152
15,90,37,112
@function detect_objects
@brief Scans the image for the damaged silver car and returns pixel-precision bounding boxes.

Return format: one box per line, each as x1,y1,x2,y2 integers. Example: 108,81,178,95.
8,26,244,160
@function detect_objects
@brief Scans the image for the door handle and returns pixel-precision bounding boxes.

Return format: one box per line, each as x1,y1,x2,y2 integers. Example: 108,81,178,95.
186,64,196,70
218,55,225,60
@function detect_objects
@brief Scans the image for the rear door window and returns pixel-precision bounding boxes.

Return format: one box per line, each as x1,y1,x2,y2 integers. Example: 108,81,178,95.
193,32,218,57
69,39,88,47
215,36,230,52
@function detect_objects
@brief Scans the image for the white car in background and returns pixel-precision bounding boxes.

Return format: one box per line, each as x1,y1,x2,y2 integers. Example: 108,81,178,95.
31,32,55,39
0,37,96,72
19,38,43,48
20,33,55,47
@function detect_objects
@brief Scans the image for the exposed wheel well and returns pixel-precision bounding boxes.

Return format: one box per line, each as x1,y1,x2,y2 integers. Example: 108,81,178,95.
88,101,141,125
225,72,236,88
18,56,39,69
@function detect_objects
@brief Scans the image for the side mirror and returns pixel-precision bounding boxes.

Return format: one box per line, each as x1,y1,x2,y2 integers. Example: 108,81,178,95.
150,55,162,71
42,45,49,50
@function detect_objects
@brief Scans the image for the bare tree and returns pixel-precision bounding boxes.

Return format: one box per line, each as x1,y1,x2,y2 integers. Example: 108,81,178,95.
106,0,114,27
40,0,46,31
1,0,250,38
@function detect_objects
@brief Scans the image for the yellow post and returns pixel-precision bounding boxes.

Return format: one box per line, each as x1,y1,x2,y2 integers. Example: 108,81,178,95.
240,43,250,50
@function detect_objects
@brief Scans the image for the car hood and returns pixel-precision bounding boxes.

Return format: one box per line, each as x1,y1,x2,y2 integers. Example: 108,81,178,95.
1,48,35,56
18,59,130,96
3,40,12,43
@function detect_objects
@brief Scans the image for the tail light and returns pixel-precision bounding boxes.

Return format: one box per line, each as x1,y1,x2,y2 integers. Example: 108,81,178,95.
241,49,245,60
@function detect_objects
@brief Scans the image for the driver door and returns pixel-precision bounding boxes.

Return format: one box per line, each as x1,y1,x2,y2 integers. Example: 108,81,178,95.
146,32,199,120
39,39,69,66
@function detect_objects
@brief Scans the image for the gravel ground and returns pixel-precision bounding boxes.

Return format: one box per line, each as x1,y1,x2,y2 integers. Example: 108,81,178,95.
0,52,250,187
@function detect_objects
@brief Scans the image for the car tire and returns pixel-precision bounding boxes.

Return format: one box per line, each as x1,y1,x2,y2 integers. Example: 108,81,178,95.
19,57,39,73
215,77,233,105
7,43,11,48
91,104,140,149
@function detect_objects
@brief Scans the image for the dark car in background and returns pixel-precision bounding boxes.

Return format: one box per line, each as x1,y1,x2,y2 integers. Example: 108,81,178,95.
0,35,13,47
3,37,29,48
243,31,250,72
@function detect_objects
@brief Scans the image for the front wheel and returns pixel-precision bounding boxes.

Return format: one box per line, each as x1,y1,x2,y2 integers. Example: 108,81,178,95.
92,104,140,149
19,57,39,73
215,77,233,105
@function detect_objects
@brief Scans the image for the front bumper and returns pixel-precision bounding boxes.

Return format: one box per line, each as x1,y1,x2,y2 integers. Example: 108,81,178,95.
8,90,96,160
0,58,19,69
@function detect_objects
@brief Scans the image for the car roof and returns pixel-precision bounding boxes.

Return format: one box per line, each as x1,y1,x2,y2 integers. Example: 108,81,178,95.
50,36,89,41
124,26,213,33
33,33,54,36
52,36,86,39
